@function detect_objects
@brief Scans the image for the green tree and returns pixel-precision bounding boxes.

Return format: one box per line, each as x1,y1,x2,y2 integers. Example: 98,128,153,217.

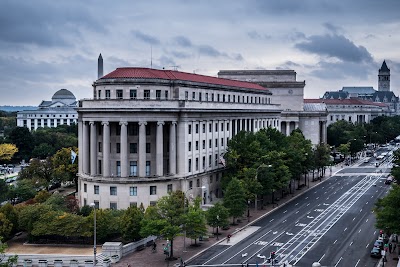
374,185,400,234
120,206,144,242
7,126,33,162
18,204,53,240
185,198,207,245
88,208,123,242
0,180,9,202
0,213,12,240
223,178,247,224
0,236,18,267
33,190,52,203
0,204,18,237
205,202,229,237
51,147,78,191
18,157,53,190
140,191,185,260
7,179,36,204
391,150,400,184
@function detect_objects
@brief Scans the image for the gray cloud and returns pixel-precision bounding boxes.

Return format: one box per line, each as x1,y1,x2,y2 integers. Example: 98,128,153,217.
170,51,192,59
247,31,272,40
198,45,227,58
310,60,375,80
323,23,342,34
173,36,193,47
132,30,161,45
0,1,104,47
295,34,373,63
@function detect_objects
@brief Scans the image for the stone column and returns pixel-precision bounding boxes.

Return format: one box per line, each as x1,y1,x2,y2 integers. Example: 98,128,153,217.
286,121,291,136
89,121,97,176
83,121,89,174
295,121,299,129
177,121,186,175
120,121,128,177
34,119,38,130
156,121,164,176
244,118,248,132
322,121,327,144
138,121,147,177
102,121,110,177
169,121,177,174
78,120,83,174
229,119,233,139
239,119,242,132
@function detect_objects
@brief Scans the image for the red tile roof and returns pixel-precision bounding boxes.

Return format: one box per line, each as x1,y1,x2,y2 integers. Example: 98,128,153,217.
305,98,388,107
101,67,267,90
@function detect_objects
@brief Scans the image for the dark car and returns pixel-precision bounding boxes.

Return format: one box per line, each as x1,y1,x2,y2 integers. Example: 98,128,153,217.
370,247,381,258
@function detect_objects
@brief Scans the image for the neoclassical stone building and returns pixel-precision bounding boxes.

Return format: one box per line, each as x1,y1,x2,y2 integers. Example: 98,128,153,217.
77,68,284,209
17,89,78,131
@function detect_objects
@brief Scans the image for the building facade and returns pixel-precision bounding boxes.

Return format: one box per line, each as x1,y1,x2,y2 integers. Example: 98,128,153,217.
218,70,328,145
305,98,390,126
77,68,283,209
17,89,78,131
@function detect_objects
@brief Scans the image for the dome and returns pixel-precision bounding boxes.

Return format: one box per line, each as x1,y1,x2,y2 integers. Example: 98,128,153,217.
52,89,76,101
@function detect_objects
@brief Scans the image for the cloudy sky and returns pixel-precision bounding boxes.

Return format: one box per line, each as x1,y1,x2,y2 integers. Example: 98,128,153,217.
1,0,400,105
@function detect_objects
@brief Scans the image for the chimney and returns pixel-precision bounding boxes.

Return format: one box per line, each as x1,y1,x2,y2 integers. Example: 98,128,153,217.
98,53,103,79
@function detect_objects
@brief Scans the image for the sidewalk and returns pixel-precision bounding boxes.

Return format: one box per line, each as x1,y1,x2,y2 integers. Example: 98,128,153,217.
114,167,341,267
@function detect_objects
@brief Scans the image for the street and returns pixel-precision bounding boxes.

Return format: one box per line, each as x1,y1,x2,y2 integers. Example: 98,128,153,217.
188,154,393,267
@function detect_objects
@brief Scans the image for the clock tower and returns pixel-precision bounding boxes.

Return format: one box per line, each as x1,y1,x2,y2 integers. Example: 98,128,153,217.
378,60,390,91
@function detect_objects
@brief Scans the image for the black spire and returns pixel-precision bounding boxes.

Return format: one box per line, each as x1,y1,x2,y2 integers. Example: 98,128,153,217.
380,60,390,72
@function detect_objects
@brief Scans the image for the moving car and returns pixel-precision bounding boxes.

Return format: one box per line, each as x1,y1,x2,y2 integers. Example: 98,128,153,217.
370,247,381,258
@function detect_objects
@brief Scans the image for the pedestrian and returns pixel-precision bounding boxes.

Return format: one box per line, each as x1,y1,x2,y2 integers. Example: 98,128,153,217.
227,234,231,243
389,242,393,253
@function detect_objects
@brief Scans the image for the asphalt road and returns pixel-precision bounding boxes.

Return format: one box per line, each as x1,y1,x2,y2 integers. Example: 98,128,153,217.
188,157,393,267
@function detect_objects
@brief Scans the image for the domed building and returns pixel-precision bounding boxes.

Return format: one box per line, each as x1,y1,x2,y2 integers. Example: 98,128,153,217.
17,89,78,131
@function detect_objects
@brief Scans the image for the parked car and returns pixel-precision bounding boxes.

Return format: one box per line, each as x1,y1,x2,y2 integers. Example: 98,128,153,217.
374,239,384,250
370,247,381,258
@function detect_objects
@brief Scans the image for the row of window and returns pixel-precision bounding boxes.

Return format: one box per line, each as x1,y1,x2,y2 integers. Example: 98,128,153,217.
98,142,153,154
25,114,76,118
188,154,222,172
96,88,270,105
184,91,270,104
96,160,152,176
188,138,229,151
83,183,172,196
188,121,230,134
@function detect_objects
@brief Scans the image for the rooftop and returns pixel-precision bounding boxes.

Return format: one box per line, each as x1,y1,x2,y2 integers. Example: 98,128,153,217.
101,68,267,91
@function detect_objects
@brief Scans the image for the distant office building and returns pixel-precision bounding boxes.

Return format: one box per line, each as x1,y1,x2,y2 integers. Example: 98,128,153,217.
17,89,78,131
321,61,400,115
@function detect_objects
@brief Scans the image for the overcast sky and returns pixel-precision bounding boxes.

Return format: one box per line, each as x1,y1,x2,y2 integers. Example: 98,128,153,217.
1,0,400,105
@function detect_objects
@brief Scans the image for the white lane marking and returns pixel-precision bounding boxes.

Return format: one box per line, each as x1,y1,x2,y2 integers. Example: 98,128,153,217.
306,203,310,206
282,220,287,223
360,209,363,212
366,219,369,223
358,229,361,233
334,257,343,267
344,227,347,231
355,259,360,267
295,211,299,214
371,195,374,198
366,201,369,205
366,243,369,248
283,210,287,213
374,230,376,235
349,241,353,246
322,186,324,189
352,217,356,221
295,220,299,224
333,239,337,244
318,254,325,262
295,203,299,206
305,197,309,199
270,219,274,222
316,197,319,200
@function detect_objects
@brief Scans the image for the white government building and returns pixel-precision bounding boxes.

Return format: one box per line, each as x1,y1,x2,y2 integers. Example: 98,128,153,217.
77,56,328,210
17,89,78,131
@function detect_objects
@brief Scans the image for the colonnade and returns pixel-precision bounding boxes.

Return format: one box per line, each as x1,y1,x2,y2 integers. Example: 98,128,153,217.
78,117,280,179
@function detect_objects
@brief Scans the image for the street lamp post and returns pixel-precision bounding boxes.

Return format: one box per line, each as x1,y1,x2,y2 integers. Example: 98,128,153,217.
255,164,272,211
183,186,206,252
247,200,250,222
89,203,97,267
216,215,220,240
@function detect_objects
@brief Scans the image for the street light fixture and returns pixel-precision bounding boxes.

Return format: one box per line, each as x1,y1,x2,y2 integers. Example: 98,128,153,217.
255,164,272,211
183,186,206,252
89,203,97,267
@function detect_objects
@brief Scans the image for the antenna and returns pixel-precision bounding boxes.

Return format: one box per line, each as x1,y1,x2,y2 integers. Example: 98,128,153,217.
150,46,153,69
